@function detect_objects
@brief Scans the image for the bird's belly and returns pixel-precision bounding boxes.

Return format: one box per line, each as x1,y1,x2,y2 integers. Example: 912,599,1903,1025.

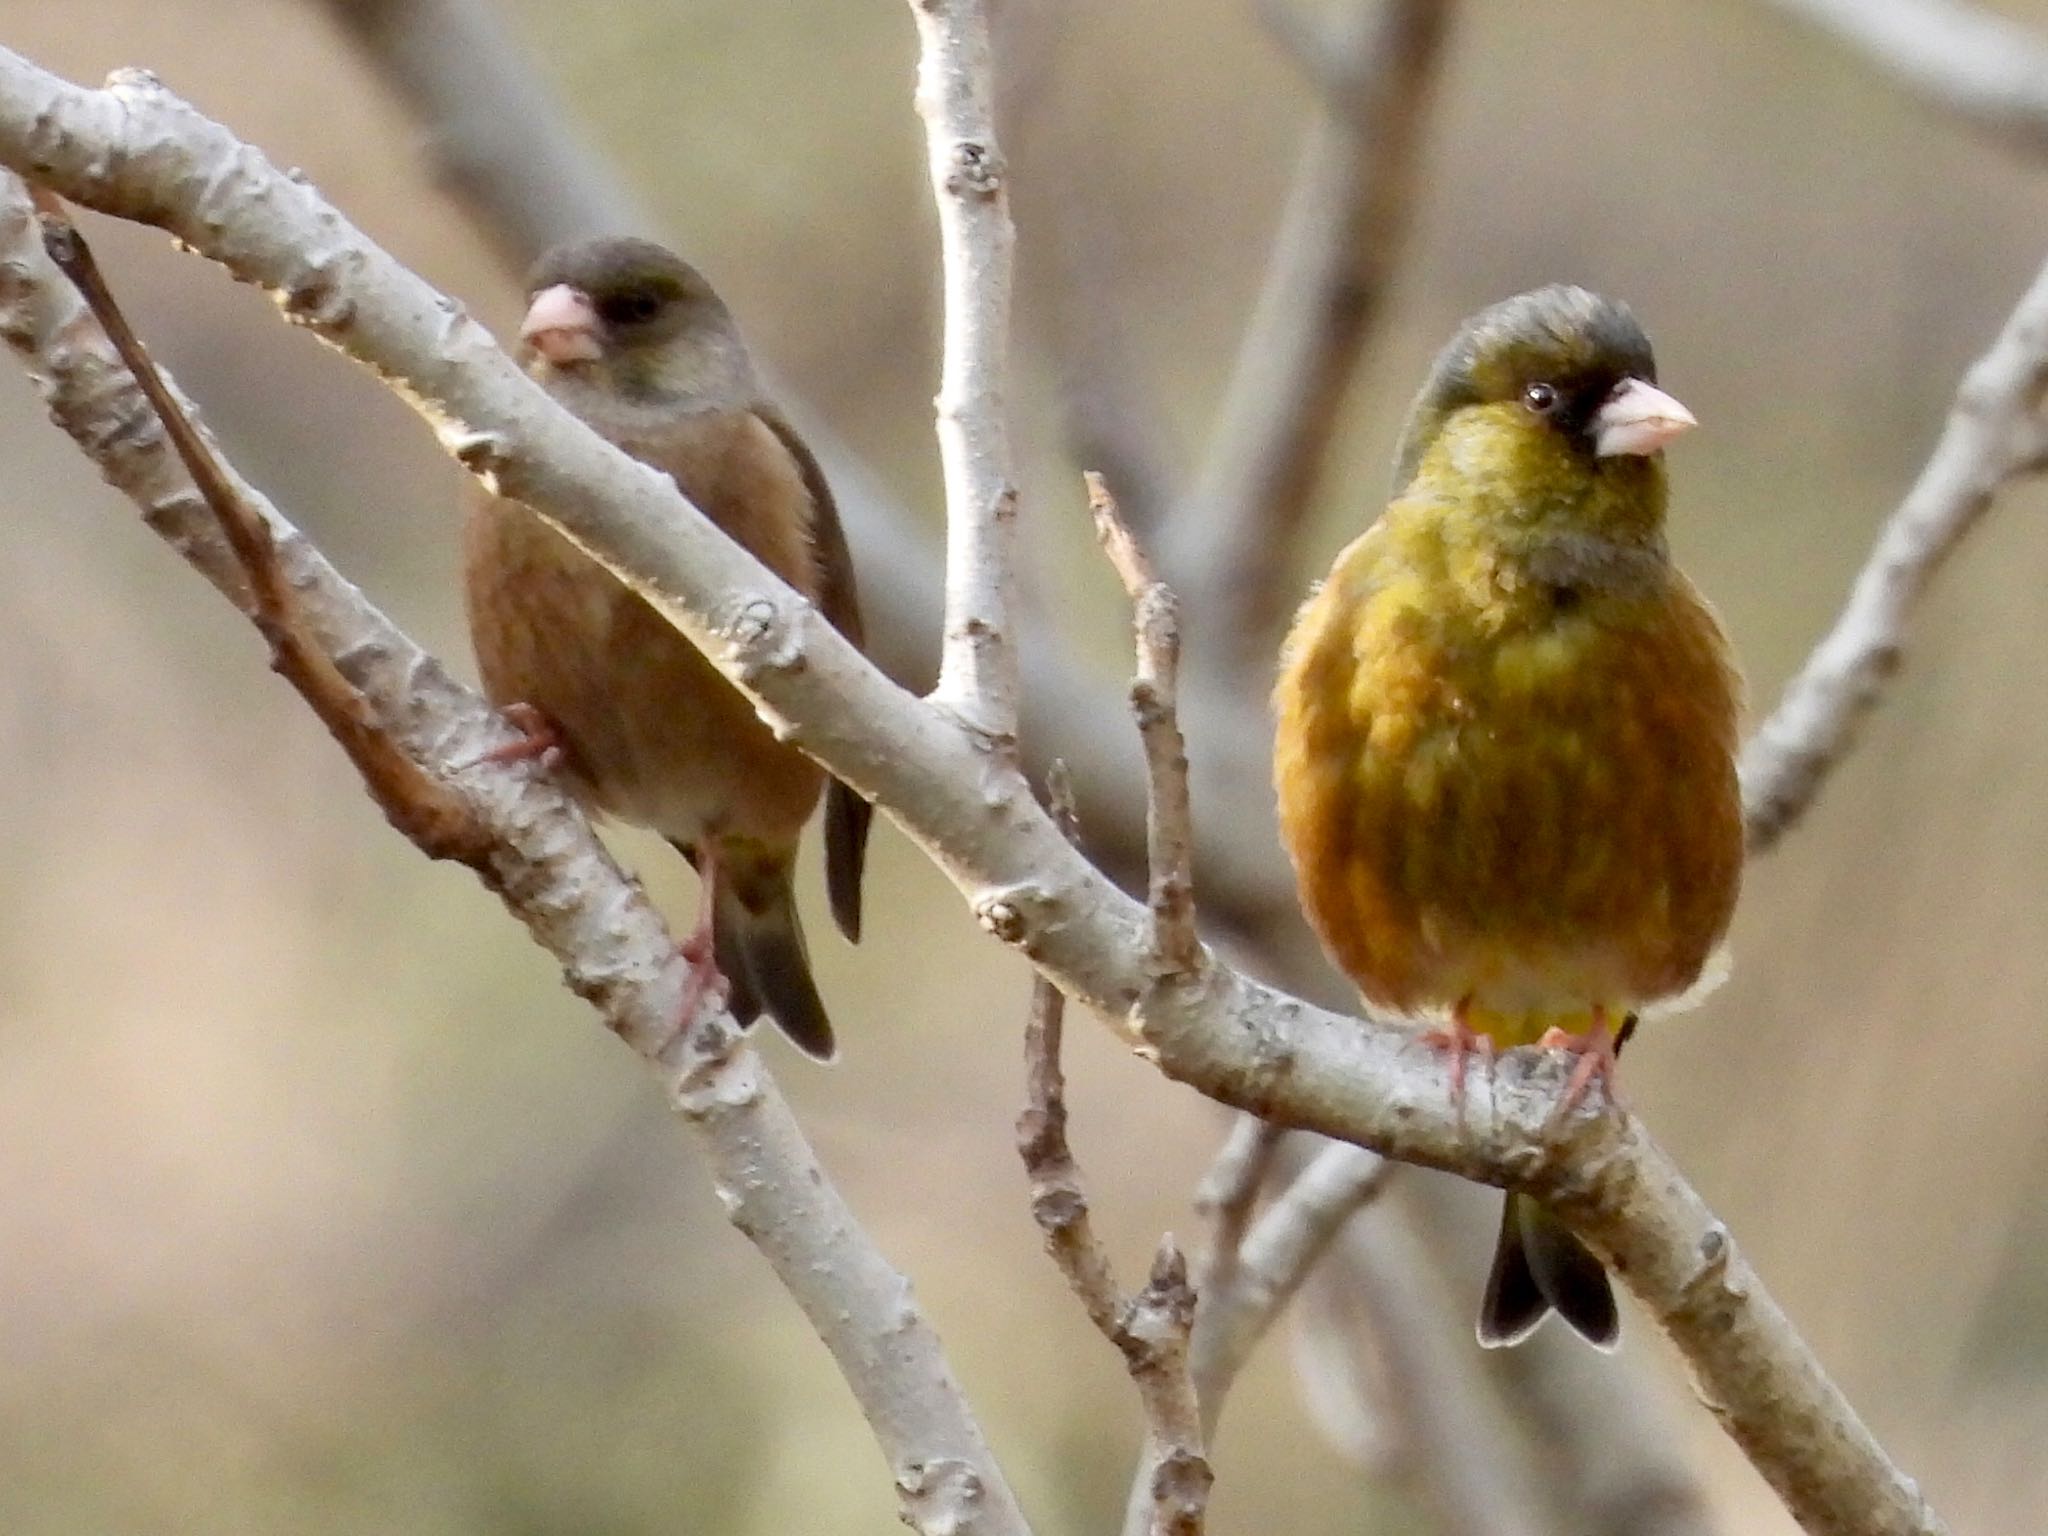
462,497,823,849
1277,597,1742,1023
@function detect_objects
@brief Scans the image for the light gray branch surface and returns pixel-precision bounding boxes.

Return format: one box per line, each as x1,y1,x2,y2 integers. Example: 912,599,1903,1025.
907,0,1024,742
0,168,1033,1536
0,51,1954,1536
1763,0,2048,158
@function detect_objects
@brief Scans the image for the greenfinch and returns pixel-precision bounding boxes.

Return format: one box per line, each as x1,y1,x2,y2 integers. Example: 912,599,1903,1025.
1272,285,1743,1347
465,238,871,1059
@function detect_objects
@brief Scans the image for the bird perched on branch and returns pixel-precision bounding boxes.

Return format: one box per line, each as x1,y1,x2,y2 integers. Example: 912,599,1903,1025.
464,236,872,1059
1273,285,1743,1348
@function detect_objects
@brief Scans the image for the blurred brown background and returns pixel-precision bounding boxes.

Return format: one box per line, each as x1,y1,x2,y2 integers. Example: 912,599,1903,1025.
4,1,2048,1532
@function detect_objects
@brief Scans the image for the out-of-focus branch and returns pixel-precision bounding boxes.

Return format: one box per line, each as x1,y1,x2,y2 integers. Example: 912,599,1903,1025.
0,171,1033,1536
1018,976,1211,1536
1761,0,2048,160
1043,209,1183,538
1190,1113,1287,1306
1000,0,1182,540
1741,250,2048,850
1486,1318,1722,1536
1187,1140,1394,1435
907,0,1023,743
0,56,1954,1536
313,0,630,261
1314,1201,1556,1536
1170,0,1454,670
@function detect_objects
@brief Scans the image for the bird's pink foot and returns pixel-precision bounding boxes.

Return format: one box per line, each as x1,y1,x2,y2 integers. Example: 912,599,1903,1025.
666,870,731,1047
1421,1000,1492,1111
479,702,564,769
670,921,730,1040
1538,1008,1619,1115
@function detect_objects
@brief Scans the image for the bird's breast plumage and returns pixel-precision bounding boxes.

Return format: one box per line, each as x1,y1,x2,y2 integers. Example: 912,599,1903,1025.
463,405,827,850
1273,510,1743,1037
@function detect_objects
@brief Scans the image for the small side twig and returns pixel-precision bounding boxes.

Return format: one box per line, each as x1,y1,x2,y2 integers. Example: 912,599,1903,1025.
1740,248,2048,850
1018,974,1124,1337
30,190,491,866
1088,472,1199,978
1017,969,1211,1536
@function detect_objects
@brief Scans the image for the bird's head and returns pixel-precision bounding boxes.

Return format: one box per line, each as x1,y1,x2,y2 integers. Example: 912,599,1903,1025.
517,237,751,407
1390,285,1695,517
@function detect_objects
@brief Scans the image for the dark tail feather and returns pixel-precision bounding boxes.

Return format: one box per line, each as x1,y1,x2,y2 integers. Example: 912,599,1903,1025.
824,780,872,943
711,861,837,1061
1477,1192,1618,1350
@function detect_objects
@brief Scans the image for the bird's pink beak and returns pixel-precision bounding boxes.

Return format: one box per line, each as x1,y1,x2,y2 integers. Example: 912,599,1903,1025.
519,284,602,366
1592,377,1696,457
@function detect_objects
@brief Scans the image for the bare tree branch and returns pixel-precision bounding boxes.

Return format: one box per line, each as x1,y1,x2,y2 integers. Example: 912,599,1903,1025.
308,0,1271,910
1170,0,1454,670
1018,975,1212,1536
908,0,1024,743
1761,0,2048,159
0,55,1955,1536
313,0,629,261
1741,250,2048,851
31,189,493,866
0,169,1034,1536
1088,473,1200,978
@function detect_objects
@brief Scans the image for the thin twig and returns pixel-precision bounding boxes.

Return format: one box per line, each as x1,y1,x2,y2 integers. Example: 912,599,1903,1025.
1120,1243,1211,1536
1761,0,2048,160
1018,977,1124,1336
0,170,1033,1536
31,190,492,866
1171,0,1454,671
1088,473,1200,978
1017,972,1212,1536
1741,250,2048,850
0,60,1955,1536
907,0,1023,745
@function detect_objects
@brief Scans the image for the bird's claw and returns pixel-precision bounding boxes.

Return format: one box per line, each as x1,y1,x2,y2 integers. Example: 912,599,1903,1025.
477,702,564,769
1539,1009,1619,1118
1421,1003,1492,1116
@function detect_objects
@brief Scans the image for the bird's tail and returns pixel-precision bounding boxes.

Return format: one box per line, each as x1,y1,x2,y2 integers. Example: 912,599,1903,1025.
711,855,836,1061
1477,1191,1619,1350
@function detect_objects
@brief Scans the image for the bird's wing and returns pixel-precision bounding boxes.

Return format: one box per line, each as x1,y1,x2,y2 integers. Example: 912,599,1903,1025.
755,401,873,945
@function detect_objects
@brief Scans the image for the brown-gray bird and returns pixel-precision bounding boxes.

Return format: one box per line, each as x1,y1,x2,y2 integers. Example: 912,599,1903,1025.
464,237,871,1058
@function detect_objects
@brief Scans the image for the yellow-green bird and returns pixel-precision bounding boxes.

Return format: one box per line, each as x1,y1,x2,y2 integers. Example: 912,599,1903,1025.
1272,285,1744,1348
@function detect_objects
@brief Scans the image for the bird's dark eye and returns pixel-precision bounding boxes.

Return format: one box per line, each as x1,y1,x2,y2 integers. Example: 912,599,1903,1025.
1522,381,1561,415
598,290,663,325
